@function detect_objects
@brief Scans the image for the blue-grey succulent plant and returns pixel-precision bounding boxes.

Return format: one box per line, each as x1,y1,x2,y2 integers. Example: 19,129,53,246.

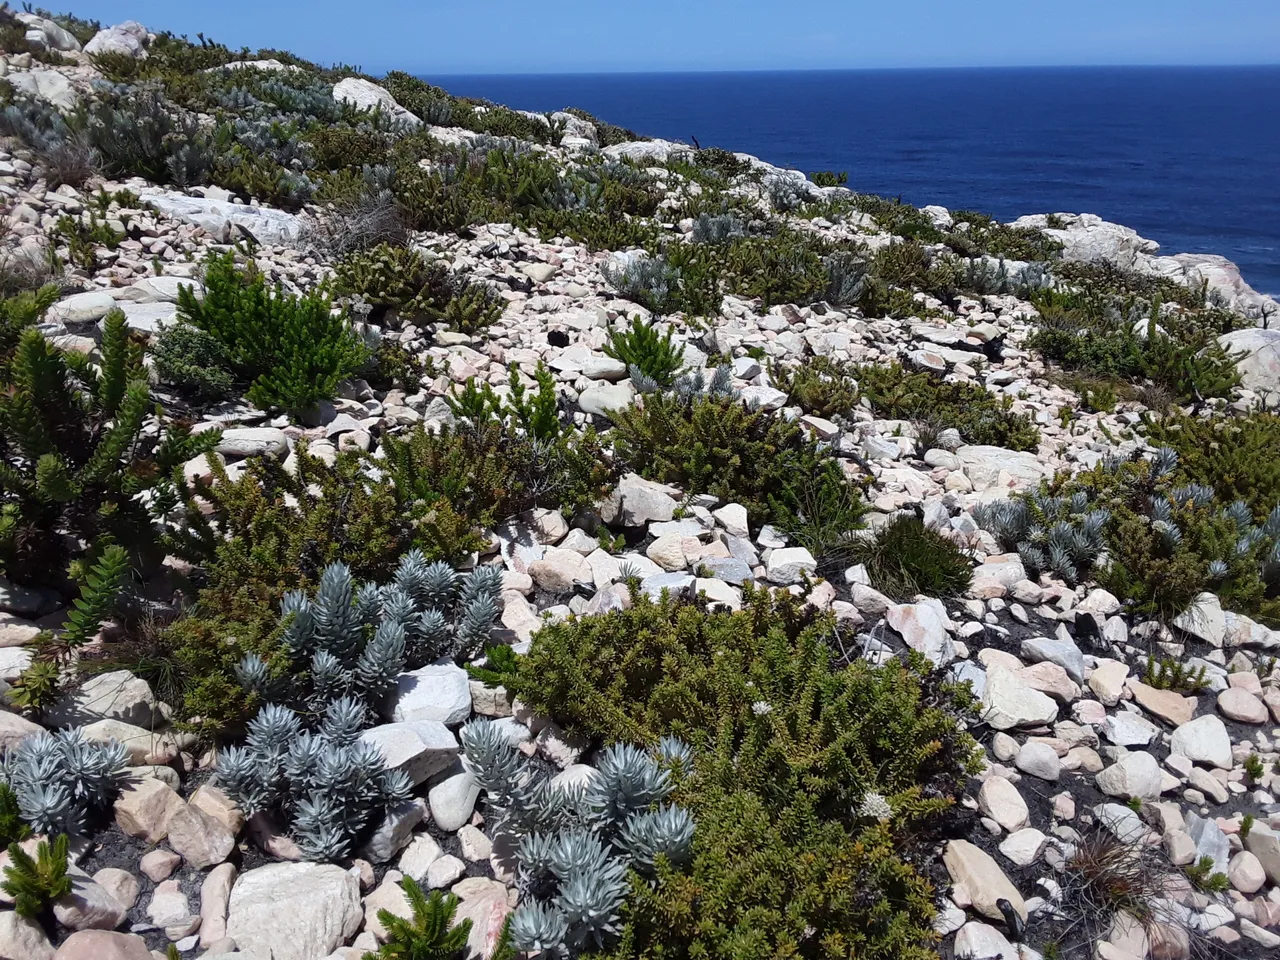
0,730,128,836
691,213,748,244
973,491,1109,586
217,697,413,861
235,552,502,714
461,719,695,956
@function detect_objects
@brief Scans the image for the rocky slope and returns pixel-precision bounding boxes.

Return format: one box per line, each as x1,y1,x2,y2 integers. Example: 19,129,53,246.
0,11,1279,960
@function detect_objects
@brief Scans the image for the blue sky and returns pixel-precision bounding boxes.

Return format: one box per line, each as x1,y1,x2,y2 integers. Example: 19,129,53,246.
64,1,1280,74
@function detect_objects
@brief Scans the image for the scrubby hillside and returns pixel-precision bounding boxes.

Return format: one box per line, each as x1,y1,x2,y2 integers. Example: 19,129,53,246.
0,7,1279,960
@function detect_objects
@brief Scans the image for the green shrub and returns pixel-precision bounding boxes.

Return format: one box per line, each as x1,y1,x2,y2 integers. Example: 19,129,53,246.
611,391,858,531
0,310,217,586
142,445,420,737
1027,282,1243,403
604,317,685,388
512,590,978,959
176,252,368,415
1051,452,1280,625
720,233,827,307
388,365,612,524
774,467,869,573
1142,656,1208,692
335,244,502,333
809,170,848,187
1142,409,1280,521
0,284,59,371
391,163,473,234
439,278,504,334
0,784,30,848
849,514,973,600
947,210,1063,262
854,363,1041,452
772,357,860,419
151,322,236,401
334,244,454,317
11,544,134,711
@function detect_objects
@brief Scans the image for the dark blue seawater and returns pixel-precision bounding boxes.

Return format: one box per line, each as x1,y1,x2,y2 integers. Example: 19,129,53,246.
424,67,1280,295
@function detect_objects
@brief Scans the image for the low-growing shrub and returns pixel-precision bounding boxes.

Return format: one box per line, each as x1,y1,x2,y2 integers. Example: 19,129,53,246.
0,731,128,835
174,252,368,414
361,879,491,960
147,445,424,737
810,170,848,187
849,514,974,600
1142,409,1280,520
235,554,502,716
510,589,978,958
151,322,236,401
772,356,860,419
1027,284,1243,404
1031,450,1280,625
218,700,411,861
973,490,1110,586
2,834,71,923
720,232,827,307
335,244,503,334
854,363,1041,452
611,390,859,531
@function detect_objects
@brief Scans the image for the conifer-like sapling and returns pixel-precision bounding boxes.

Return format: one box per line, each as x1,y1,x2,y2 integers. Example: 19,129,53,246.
1,833,71,919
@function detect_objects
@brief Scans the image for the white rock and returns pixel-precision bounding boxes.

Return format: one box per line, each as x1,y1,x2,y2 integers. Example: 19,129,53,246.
977,775,1028,832
954,921,1018,959
8,69,79,111
765,547,816,585
226,863,362,960
1096,751,1162,801
1219,328,1280,402
143,190,305,246
384,662,472,725
981,666,1058,730
84,22,149,59
1169,714,1232,769
360,721,459,786
578,382,634,416
886,602,955,666
48,291,118,324
998,828,1047,867
332,77,422,127
428,763,479,831
1014,741,1061,781
44,670,156,727
943,839,1026,922
1172,592,1226,646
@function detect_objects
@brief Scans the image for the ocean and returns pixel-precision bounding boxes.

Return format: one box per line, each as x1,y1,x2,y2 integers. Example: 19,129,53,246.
424,67,1280,296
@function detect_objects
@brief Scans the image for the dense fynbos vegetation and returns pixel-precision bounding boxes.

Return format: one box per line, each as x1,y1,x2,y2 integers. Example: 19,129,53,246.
0,8,1277,960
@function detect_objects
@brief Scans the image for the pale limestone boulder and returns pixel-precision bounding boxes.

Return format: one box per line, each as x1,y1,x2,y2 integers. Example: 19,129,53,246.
226,862,363,960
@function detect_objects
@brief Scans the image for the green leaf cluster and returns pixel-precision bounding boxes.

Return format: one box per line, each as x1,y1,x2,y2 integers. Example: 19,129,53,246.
849,514,974,600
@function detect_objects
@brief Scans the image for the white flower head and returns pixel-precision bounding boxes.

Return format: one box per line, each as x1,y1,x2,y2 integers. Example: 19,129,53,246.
857,791,892,821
